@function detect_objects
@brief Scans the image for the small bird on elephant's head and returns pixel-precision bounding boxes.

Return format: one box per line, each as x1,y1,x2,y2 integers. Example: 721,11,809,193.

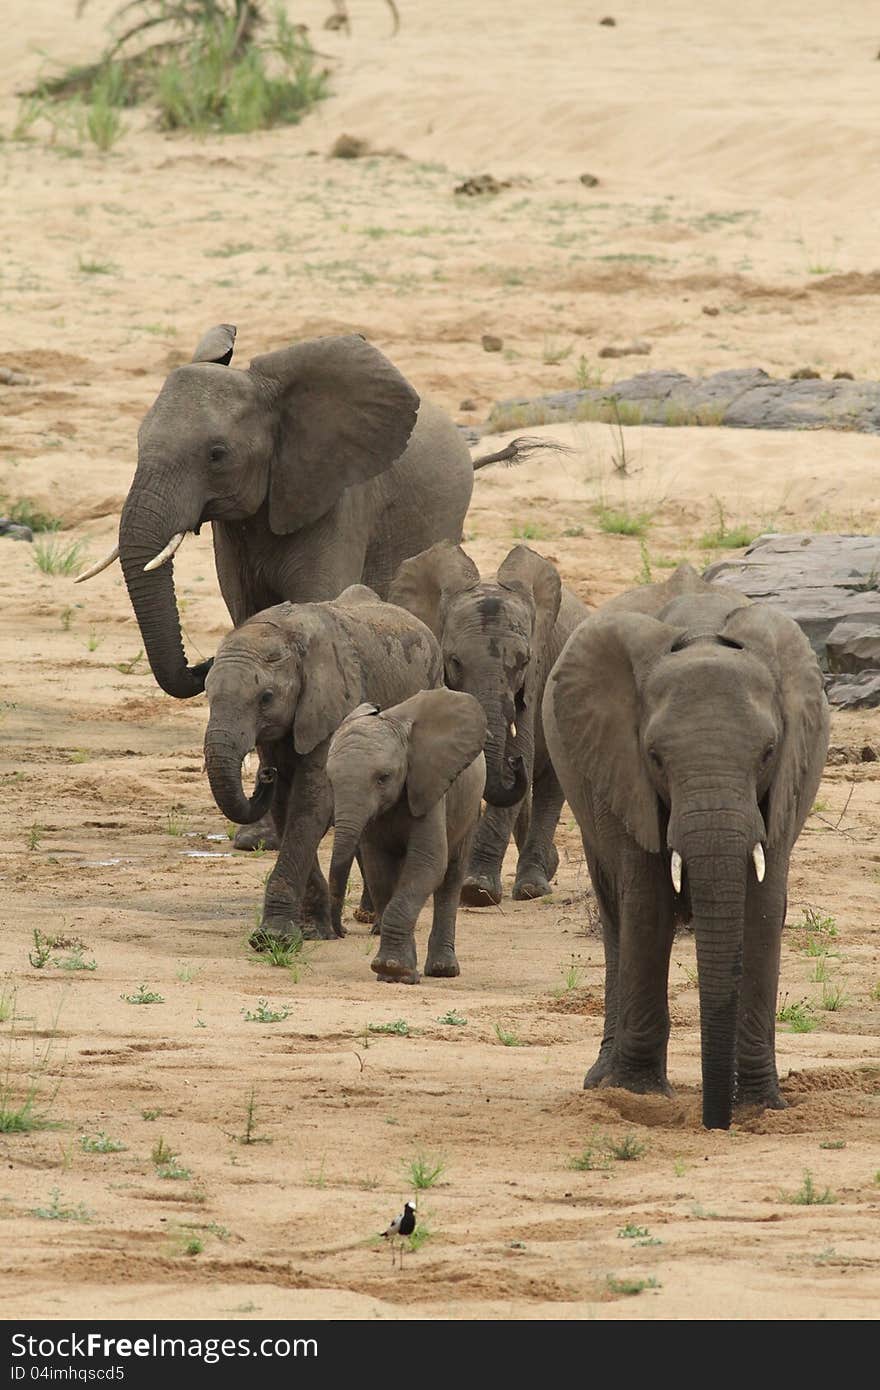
381,1199,416,1268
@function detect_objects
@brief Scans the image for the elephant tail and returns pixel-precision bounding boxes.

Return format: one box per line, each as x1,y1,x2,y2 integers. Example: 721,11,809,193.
471,436,574,470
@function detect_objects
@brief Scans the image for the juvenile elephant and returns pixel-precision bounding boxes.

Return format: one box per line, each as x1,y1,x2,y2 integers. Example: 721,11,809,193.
389,541,588,903
543,564,829,1130
326,691,487,983
203,587,442,942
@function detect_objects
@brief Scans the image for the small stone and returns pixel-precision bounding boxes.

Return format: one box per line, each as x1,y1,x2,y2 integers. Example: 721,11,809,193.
0,519,33,542
481,334,503,353
459,399,477,411
861,745,878,762
579,173,600,187
790,367,821,380
833,370,854,380
0,367,31,386
330,134,370,159
702,305,720,317
455,174,510,197
598,340,651,358
599,15,617,24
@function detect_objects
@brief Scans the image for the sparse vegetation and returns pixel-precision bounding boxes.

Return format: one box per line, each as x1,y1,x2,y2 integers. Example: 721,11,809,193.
80,1132,126,1153
820,981,848,1012
493,1023,525,1047
606,1275,661,1296
436,1010,467,1026
32,538,87,577
406,1153,445,1190
31,1188,92,1223
368,1019,411,1036
250,932,310,978
513,522,548,541
241,998,290,1023
570,1130,646,1168
597,506,651,537
784,1171,836,1206
700,499,757,551
606,1134,647,1162
121,984,165,1005
28,930,53,968
776,995,816,1032
234,1087,270,1146
1,498,61,532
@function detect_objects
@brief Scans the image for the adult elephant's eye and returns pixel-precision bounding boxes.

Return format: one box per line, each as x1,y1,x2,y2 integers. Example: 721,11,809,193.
259,690,274,709
209,442,229,465
648,748,663,770
760,742,776,766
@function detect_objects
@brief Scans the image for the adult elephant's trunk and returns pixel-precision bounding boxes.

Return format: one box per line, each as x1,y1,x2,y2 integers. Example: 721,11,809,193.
481,697,529,807
204,724,275,826
118,483,208,699
678,812,750,1131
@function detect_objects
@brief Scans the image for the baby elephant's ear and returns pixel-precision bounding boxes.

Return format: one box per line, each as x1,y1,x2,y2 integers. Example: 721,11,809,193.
401,689,487,817
191,324,236,364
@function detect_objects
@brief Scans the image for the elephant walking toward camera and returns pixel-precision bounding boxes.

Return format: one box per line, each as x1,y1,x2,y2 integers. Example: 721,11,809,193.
202,587,441,942
389,541,588,903
326,691,487,983
543,564,829,1130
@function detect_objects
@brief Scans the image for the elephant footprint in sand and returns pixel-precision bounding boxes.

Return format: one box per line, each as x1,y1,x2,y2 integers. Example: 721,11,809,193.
543,564,829,1131
202,586,441,943
326,691,487,984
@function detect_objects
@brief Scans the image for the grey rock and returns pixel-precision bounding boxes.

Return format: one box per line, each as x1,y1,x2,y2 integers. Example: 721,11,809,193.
0,519,34,542
705,533,880,705
490,367,880,434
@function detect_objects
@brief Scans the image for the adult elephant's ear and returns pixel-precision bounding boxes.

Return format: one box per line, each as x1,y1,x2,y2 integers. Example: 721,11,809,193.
547,612,682,853
388,541,480,637
191,324,236,364
722,605,830,847
498,545,563,671
292,611,362,754
396,689,487,817
249,335,420,534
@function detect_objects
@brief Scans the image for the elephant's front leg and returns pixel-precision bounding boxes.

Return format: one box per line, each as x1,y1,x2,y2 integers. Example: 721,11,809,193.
735,858,788,1114
590,845,675,1096
460,802,519,907
372,814,445,984
425,827,474,978
513,761,564,899
254,748,334,945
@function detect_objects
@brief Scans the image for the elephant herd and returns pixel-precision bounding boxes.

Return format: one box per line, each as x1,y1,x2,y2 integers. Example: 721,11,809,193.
80,328,831,1131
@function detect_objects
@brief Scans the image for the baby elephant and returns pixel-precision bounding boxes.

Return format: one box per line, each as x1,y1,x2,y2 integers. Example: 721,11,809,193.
326,690,487,984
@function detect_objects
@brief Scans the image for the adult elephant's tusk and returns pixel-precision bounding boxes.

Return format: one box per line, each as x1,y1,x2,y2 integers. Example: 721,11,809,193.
74,543,119,584
144,531,186,572
670,850,682,894
752,843,766,883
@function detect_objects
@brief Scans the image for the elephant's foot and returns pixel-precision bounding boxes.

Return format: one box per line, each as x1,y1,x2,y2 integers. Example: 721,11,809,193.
233,818,279,852
371,936,419,984
735,1075,787,1115
513,870,553,900
460,872,502,908
584,1048,671,1097
424,948,460,978
583,1042,616,1089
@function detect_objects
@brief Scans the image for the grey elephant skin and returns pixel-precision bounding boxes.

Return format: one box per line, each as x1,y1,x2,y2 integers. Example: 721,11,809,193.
203,587,442,942
543,564,829,1131
107,325,502,703
326,691,487,984
389,541,588,904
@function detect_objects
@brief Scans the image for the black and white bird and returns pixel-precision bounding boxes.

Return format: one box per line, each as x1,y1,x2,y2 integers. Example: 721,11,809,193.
381,1199,416,1268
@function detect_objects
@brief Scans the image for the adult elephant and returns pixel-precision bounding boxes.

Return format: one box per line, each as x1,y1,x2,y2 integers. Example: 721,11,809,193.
80,323,524,700
543,565,829,1131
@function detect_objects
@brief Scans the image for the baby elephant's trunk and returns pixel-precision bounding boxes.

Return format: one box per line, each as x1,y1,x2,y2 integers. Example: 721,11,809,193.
203,725,276,825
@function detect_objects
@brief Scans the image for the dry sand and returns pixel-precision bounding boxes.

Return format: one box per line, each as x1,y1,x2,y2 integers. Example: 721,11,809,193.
1,0,878,1320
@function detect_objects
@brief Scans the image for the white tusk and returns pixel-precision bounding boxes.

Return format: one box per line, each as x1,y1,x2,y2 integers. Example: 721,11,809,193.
74,543,119,583
752,843,766,883
670,850,682,894
510,721,517,739
143,531,185,572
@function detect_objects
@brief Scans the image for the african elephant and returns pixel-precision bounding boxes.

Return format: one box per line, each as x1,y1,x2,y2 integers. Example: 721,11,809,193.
543,564,829,1130
389,541,588,903
79,324,526,700
326,691,487,983
202,586,442,942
